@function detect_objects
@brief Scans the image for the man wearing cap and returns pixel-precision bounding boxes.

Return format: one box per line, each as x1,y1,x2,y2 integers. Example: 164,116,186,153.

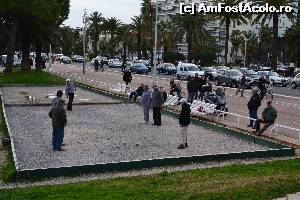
52,90,63,108
247,88,261,128
49,99,67,151
152,85,164,126
65,79,76,111
254,100,277,136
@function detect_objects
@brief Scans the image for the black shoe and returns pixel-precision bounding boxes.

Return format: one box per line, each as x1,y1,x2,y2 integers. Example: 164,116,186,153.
252,127,256,130
152,123,157,125
57,148,65,151
247,125,252,127
185,143,188,147
61,143,65,146
178,144,185,149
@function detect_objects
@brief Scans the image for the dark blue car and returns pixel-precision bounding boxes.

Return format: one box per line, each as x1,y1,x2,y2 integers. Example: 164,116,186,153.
157,63,177,75
130,63,149,74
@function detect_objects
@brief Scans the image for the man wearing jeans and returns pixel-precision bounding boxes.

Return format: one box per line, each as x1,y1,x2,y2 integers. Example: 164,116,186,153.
142,85,151,124
247,88,261,128
49,99,67,151
65,79,76,111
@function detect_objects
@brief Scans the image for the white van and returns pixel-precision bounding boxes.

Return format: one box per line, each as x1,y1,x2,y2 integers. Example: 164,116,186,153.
176,63,204,80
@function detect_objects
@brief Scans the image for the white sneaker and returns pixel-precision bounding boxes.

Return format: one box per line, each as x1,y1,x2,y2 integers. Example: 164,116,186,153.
141,121,148,124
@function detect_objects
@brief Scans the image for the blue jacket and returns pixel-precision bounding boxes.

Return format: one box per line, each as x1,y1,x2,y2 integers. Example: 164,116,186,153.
142,91,151,107
65,82,76,96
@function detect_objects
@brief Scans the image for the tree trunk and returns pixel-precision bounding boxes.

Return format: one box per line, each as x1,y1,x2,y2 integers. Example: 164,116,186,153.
187,27,193,63
137,31,142,60
225,17,230,66
271,13,279,71
4,22,17,75
21,36,31,71
122,42,127,65
35,41,42,70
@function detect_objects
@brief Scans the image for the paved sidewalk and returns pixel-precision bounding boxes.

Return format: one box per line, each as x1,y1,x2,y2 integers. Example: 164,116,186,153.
273,192,300,200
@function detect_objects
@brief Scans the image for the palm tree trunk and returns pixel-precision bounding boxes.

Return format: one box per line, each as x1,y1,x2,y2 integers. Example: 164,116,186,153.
35,41,42,70
225,17,230,66
21,36,31,71
137,30,142,60
4,22,17,75
271,13,279,70
187,28,193,62
122,42,127,65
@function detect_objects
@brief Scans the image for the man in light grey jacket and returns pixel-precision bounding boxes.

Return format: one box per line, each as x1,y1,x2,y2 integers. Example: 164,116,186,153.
152,85,164,126
142,85,151,124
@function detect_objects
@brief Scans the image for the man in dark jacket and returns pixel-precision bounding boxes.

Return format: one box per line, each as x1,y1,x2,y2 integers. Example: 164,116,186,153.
129,83,144,101
49,99,67,151
254,100,277,136
197,75,206,100
178,99,191,149
187,76,198,103
258,76,270,100
152,85,164,126
123,68,132,86
65,79,76,111
247,88,261,128
236,75,246,97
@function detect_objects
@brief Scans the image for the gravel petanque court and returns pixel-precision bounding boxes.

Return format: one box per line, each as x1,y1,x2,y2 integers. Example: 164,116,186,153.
1,87,272,171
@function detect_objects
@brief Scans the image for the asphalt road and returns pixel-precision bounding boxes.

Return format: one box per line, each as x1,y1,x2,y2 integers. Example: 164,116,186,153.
68,62,300,98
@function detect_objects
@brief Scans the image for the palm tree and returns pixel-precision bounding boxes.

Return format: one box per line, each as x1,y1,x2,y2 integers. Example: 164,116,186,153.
213,0,249,66
252,0,296,70
241,31,258,66
117,24,134,66
172,14,208,62
284,22,300,67
89,12,104,55
258,25,272,64
103,17,122,58
131,16,143,60
158,21,178,57
229,30,243,62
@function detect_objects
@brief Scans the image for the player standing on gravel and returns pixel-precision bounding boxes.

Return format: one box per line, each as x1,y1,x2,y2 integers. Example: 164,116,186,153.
142,85,151,124
178,99,191,149
49,99,67,151
65,79,76,111
51,90,63,108
151,85,164,126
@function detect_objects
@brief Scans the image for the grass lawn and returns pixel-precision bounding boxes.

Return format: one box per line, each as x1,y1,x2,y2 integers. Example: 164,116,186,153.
1,158,300,199
0,68,65,85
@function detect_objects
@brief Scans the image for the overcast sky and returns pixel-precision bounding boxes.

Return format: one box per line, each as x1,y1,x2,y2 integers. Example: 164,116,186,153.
64,0,141,28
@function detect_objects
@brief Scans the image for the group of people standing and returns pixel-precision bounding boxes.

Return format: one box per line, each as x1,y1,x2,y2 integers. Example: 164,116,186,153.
48,79,76,151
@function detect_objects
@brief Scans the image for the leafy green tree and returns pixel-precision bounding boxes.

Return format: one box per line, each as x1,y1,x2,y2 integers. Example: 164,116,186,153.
131,15,143,60
89,12,104,55
284,22,300,67
103,17,122,58
230,30,243,62
241,31,258,67
252,0,296,70
163,52,185,64
212,0,249,66
158,21,178,56
172,14,208,62
258,25,272,64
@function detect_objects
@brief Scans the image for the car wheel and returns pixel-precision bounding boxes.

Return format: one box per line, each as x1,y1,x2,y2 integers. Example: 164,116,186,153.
291,82,297,89
187,76,191,81
168,71,171,75
231,81,237,88
177,74,180,80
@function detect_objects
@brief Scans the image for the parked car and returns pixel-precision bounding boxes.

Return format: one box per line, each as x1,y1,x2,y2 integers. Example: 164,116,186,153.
130,63,149,74
135,60,151,72
72,55,84,63
108,59,122,68
277,65,295,77
176,63,204,80
202,67,219,81
157,63,177,75
239,68,260,85
62,56,72,64
0,55,21,67
257,71,290,87
291,74,300,89
215,69,253,88
56,54,64,62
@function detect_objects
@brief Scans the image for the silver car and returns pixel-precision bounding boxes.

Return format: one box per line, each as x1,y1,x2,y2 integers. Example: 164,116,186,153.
291,74,300,89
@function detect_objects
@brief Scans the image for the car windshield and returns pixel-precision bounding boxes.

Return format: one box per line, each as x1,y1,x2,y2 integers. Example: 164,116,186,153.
166,64,175,69
269,72,279,76
111,59,120,62
245,70,257,75
135,64,147,68
229,70,243,76
206,68,217,72
186,65,199,71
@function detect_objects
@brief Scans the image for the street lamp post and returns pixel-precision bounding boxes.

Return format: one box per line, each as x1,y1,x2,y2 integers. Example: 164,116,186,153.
152,0,158,86
244,39,247,68
82,9,88,74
